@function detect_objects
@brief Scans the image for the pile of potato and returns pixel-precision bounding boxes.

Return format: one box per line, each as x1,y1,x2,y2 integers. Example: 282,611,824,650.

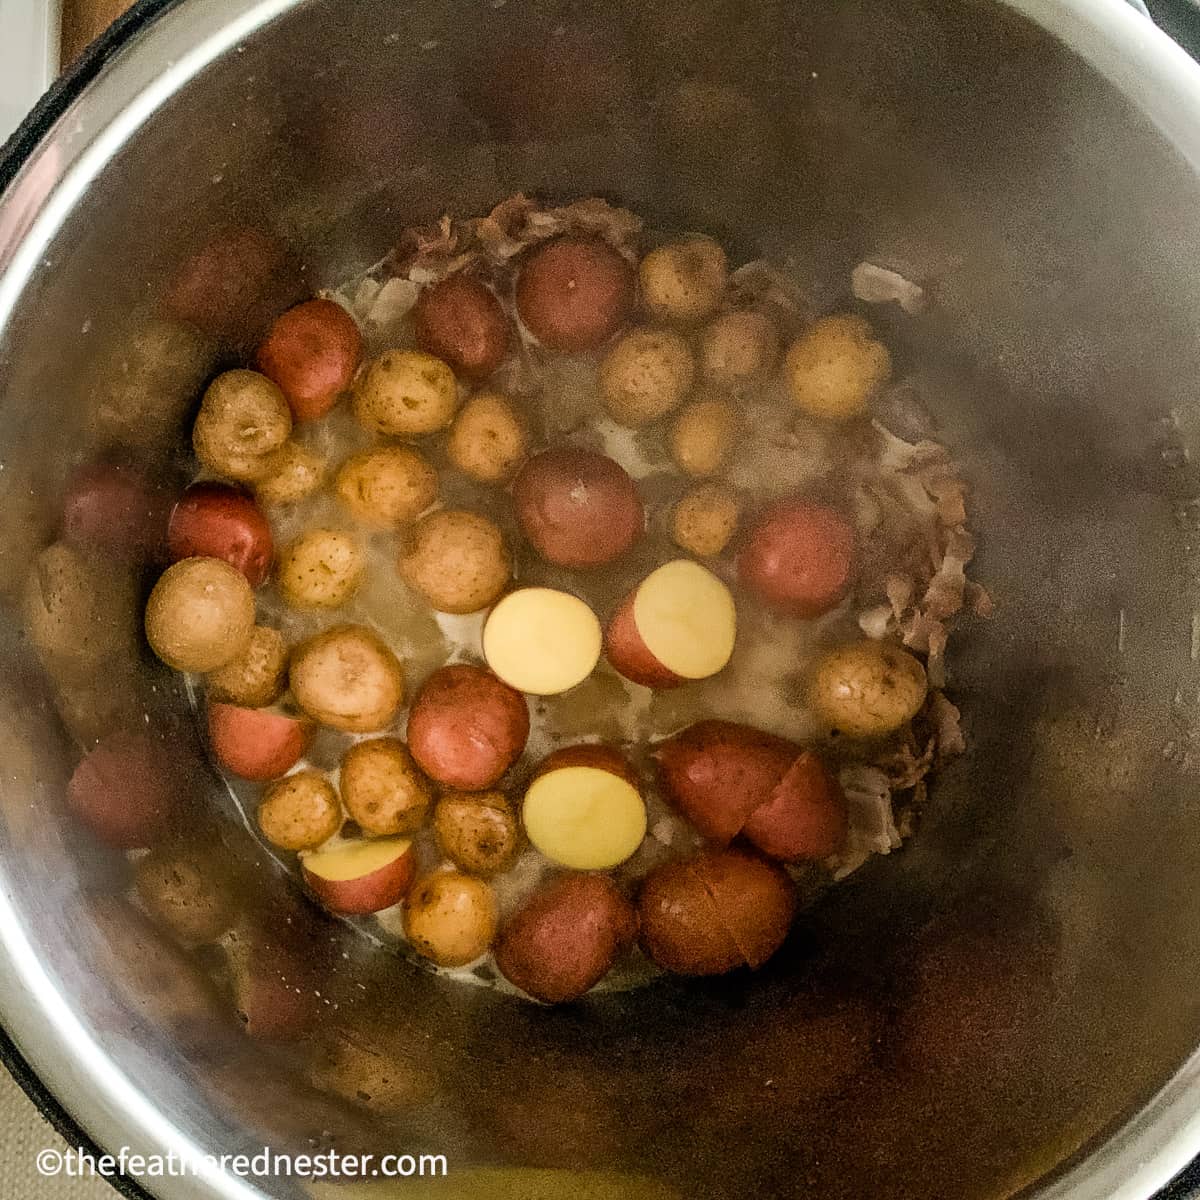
55,203,944,1008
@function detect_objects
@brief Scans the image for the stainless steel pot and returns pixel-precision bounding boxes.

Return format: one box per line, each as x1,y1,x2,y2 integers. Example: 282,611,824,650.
5,1,1200,1197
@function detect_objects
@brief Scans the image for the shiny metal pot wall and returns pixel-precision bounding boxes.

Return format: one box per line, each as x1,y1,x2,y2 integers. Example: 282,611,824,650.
4,1,1200,1197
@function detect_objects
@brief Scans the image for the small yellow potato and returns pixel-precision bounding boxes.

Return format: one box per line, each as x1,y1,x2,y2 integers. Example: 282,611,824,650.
257,770,343,851
482,588,602,696
334,445,438,528
145,557,255,673
669,396,737,478
698,310,779,388
639,236,728,325
402,870,498,967
670,484,740,557
254,441,326,507
598,328,695,427
278,528,364,610
206,624,288,707
352,349,459,436
289,624,405,733
810,639,927,737
398,509,511,614
433,791,521,876
192,369,292,483
339,738,432,836
446,391,528,483
784,314,892,421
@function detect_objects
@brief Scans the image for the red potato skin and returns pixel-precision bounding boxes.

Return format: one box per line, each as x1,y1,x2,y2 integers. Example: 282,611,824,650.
207,704,310,781
254,298,363,422
654,720,797,843
414,274,509,382
637,859,743,976
62,464,165,562
406,665,530,790
691,848,798,968
604,590,684,689
516,237,634,352
167,483,273,586
738,500,855,617
67,733,174,849
495,873,638,1003
302,847,416,916
741,750,848,862
513,448,644,569
533,743,637,788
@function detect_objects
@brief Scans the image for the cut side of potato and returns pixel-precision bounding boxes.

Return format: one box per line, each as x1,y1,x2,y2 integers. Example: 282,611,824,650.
483,588,602,696
523,765,646,870
301,837,415,915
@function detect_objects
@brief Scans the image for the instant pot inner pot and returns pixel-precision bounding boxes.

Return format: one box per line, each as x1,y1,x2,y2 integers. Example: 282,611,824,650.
3,0,1200,1196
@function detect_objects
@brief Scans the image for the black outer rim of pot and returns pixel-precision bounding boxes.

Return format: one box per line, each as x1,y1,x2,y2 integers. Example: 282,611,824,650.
4,0,1200,1198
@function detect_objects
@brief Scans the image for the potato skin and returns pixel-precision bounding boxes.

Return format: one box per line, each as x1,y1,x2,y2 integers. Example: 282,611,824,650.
784,314,891,421
414,274,509,382
513,448,644,569
352,349,459,436
403,870,498,967
278,528,364,609
145,556,255,673
257,770,342,851
637,859,742,975
810,639,927,738
206,624,288,708
254,441,325,507
255,298,363,422
407,664,529,790
192,369,292,483
334,445,438,528
289,624,406,733
433,791,521,875
495,873,637,1002
599,328,695,427
533,743,637,788
398,509,511,614
167,482,273,586
446,391,527,483
669,397,737,478
340,738,432,836
741,750,847,862
135,846,236,943
690,848,796,968
639,236,728,326
67,732,175,849
208,704,310,781
516,237,634,352
738,500,855,617
698,310,779,388
671,484,740,557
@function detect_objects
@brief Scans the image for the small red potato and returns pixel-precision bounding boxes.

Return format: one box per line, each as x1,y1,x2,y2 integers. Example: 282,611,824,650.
690,848,797,968
254,298,363,422
605,559,737,689
810,638,928,738
403,869,498,967
339,738,432,836
62,464,165,562
289,624,406,733
516,237,634,352
523,745,646,870
414,273,509,381
257,770,342,850
482,587,602,695
135,846,236,943
637,859,742,975
433,791,521,876
738,500,855,618
206,624,289,708
740,750,848,862
398,509,511,614
513,448,644,569
495,873,638,1003
654,720,797,843
638,236,728,326
302,837,416,915
167,483,273,586
207,703,311,781
67,732,174,849
144,557,255,673
406,664,529,790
